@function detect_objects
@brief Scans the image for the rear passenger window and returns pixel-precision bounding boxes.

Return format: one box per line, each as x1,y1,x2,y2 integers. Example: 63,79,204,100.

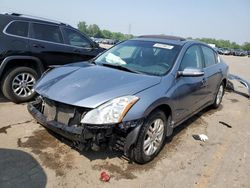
5,21,29,37
201,46,216,67
31,23,63,43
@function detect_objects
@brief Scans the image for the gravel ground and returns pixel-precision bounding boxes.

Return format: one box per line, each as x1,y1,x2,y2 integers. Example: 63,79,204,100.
0,55,249,188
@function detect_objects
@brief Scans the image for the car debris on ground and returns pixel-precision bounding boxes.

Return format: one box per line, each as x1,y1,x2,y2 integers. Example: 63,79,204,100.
227,74,250,98
192,134,209,142
219,121,232,128
100,171,110,182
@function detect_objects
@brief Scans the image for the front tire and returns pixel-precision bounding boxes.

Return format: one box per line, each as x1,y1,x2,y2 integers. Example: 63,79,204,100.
1,67,38,103
133,110,167,164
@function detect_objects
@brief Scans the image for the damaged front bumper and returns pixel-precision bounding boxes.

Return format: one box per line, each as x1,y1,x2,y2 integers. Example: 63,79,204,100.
27,98,144,156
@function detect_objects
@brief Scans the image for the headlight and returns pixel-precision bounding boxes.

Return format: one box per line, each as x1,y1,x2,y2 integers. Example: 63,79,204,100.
81,96,139,124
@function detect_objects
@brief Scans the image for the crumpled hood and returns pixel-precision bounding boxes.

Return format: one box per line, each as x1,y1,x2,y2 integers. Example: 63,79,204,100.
35,62,161,108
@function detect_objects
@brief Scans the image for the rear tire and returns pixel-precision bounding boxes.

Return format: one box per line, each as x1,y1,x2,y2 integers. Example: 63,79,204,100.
133,110,167,164
212,83,224,109
1,67,38,103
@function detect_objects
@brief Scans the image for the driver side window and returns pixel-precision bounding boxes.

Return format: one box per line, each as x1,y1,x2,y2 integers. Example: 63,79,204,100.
63,28,91,48
180,45,203,71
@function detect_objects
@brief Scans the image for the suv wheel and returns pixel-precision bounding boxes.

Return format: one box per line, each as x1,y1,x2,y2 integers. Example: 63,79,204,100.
212,83,224,109
133,110,167,164
1,67,38,103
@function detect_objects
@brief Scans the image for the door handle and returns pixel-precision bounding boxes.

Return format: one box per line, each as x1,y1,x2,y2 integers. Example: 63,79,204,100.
32,44,45,48
201,78,207,87
32,44,39,48
201,78,206,84
73,49,81,53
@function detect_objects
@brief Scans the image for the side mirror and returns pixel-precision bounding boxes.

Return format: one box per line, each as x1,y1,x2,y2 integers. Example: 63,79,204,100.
93,42,99,48
177,67,204,77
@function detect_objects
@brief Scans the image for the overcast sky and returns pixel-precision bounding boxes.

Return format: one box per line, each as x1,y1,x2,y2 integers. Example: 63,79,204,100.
1,0,249,44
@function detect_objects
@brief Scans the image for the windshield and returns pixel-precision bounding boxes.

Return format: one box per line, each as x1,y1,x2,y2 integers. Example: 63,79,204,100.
95,40,181,76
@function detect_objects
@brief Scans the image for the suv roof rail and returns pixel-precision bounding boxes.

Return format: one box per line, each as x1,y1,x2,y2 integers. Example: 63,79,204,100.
138,35,186,41
5,12,68,26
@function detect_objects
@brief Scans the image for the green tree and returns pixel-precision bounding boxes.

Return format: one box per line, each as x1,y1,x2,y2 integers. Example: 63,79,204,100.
77,21,135,41
77,21,249,46
197,38,243,49
77,21,88,34
242,42,250,51
230,42,240,49
102,29,112,39
87,24,103,38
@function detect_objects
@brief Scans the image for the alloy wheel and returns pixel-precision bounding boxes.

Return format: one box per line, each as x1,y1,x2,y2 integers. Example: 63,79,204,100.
143,118,164,156
12,73,36,98
216,85,224,105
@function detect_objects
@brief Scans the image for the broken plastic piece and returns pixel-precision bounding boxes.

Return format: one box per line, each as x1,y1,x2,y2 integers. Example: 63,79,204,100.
226,80,234,91
100,171,110,182
227,74,250,98
193,134,208,142
219,121,232,128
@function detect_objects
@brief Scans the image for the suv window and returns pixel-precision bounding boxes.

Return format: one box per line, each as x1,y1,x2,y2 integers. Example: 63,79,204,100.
63,28,91,48
31,23,63,43
201,46,216,67
180,45,203,71
5,21,29,37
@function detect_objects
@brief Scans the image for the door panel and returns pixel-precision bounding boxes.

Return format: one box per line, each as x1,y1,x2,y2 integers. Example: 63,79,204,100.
4,21,30,56
173,76,208,122
203,66,222,101
71,47,99,62
173,45,208,122
201,46,223,102
29,22,77,67
62,27,98,62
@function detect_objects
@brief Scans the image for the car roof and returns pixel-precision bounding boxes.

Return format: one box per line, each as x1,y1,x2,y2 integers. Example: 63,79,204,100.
133,35,188,46
2,13,69,26
132,35,215,50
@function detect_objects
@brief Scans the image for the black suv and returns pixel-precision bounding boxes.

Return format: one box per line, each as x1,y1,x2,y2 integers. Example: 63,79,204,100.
0,13,104,103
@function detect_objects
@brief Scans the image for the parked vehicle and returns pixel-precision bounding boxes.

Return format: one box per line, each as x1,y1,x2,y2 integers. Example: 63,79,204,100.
217,48,230,55
217,48,223,55
28,35,228,163
229,48,235,55
222,48,231,55
0,13,105,103
243,50,248,56
106,39,119,45
233,49,247,56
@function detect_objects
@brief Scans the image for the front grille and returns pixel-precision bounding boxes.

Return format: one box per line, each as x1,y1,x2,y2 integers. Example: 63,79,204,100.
43,98,88,126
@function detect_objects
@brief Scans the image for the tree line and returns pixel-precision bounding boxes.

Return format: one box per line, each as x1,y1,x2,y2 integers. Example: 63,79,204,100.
77,21,250,50
77,21,133,41
195,38,250,51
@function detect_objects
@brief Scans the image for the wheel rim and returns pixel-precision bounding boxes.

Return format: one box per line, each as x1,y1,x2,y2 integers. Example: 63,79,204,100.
143,118,164,156
216,85,224,105
12,73,36,98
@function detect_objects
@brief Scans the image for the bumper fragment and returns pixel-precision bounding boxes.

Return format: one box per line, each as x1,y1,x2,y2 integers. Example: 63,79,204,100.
227,74,250,98
27,101,85,141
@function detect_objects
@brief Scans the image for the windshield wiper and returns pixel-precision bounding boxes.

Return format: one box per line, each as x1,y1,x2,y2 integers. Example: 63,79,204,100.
101,63,141,74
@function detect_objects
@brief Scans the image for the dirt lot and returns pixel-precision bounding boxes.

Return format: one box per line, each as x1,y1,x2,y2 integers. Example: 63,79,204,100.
0,55,250,188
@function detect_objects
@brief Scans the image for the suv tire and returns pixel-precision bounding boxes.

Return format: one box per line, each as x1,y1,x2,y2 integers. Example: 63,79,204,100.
133,110,167,164
1,66,38,103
